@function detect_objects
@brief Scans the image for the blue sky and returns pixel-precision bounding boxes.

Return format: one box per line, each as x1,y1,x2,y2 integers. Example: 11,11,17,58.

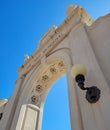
0,0,110,130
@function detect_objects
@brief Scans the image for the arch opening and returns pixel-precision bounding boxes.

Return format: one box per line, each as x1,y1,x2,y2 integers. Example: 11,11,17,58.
42,75,71,130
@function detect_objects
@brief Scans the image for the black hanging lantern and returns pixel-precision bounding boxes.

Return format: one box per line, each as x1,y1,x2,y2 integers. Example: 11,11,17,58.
71,65,101,103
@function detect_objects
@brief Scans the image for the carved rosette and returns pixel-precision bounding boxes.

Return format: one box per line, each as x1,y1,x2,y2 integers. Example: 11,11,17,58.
42,75,49,82
58,61,64,67
35,85,42,92
50,67,57,74
30,94,41,106
58,61,65,72
31,95,37,103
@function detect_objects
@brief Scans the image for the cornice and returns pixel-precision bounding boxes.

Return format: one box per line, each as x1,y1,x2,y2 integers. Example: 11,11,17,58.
86,13,110,30
18,6,93,76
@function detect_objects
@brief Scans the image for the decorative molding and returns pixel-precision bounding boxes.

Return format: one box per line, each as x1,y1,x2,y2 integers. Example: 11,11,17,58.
38,26,58,47
86,13,110,30
18,6,93,76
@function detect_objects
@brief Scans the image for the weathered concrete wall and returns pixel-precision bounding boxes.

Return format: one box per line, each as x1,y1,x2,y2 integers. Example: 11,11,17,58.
68,14,110,129
86,14,110,86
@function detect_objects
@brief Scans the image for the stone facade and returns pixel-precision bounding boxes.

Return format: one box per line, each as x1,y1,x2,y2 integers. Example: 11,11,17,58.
0,5,110,130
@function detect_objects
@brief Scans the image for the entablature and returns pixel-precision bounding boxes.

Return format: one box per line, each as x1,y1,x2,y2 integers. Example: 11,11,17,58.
18,6,93,76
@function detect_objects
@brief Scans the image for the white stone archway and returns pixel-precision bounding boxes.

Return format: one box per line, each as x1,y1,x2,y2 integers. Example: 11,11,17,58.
1,5,110,130
11,48,77,130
